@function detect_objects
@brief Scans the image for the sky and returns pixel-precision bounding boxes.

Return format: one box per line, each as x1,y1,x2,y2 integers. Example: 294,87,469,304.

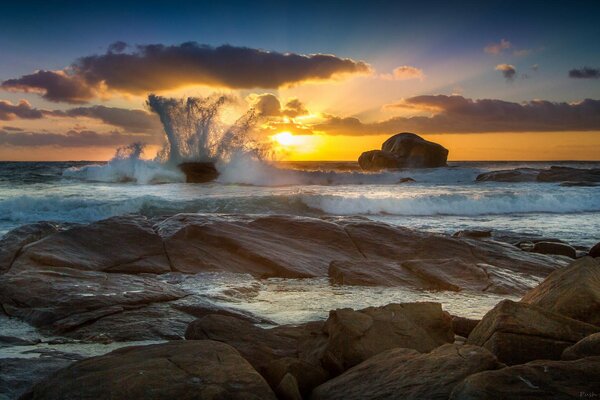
0,0,599,161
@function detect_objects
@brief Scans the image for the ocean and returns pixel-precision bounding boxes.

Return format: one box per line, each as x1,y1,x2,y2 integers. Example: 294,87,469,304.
1,159,600,247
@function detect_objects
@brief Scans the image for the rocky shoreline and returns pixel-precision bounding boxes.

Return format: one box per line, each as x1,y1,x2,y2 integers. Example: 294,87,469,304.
1,214,599,399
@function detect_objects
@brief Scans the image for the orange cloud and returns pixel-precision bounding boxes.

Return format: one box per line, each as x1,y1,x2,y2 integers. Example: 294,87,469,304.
381,66,424,80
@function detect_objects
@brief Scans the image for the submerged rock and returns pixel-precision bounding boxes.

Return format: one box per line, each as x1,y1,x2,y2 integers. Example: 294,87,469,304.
311,344,502,400
476,166,600,183
178,161,219,183
358,132,448,170
450,357,600,399
467,299,599,365
521,257,600,326
321,302,454,374
23,341,276,400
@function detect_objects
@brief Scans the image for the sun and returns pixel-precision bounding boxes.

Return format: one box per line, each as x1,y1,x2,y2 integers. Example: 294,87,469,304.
272,131,298,147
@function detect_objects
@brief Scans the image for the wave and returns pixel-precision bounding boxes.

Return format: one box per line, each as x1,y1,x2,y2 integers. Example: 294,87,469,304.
302,190,600,216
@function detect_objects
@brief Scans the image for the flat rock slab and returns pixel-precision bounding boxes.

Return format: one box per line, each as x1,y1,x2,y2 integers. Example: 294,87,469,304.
521,257,600,326
311,344,502,400
450,357,600,399
467,300,599,365
22,340,276,400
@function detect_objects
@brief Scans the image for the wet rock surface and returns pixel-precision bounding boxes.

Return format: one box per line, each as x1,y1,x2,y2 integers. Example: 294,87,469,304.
476,166,600,183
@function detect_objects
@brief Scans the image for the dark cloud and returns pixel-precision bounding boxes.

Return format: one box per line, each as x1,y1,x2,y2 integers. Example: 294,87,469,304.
495,64,517,81
0,129,161,147
2,43,370,103
569,67,600,79
314,95,600,135
1,70,96,103
56,106,160,132
0,100,44,120
107,41,128,53
252,94,309,118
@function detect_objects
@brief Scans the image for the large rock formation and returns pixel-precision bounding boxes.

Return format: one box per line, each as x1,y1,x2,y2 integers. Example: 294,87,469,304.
22,341,276,400
467,300,599,365
320,302,454,374
311,344,503,400
450,357,600,399
358,132,448,170
0,214,567,340
178,162,219,183
521,257,600,326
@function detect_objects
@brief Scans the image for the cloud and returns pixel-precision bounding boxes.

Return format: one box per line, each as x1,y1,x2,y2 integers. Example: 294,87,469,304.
56,106,160,132
513,49,531,57
0,100,44,120
314,95,600,135
1,70,97,104
569,67,600,79
495,64,517,81
250,93,308,117
381,66,424,80
484,39,511,55
2,43,371,103
0,129,160,147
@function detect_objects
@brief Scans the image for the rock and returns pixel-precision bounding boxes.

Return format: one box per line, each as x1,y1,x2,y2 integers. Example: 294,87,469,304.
0,222,60,274
398,177,416,183
358,132,448,170
451,315,480,338
450,357,600,399
358,150,402,171
23,341,276,400
521,257,600,326
562,333,600,360
10,215,171,274
452,230,492,239
178,162,219,183
467,299,599,365
185,314,298,373
537,166,600,182
311,344,503,400
475,166,600,183
0,357,74,400
532,241,577,258
321,302,454,374
329,257,544,295
275,373,302,400
560,181,599,187
476,168,539,182
185,314,329,394
590,242,600,258
157,214,364,277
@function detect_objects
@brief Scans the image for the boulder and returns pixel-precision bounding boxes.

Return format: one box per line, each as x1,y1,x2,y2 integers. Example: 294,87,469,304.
452,229,492,239
358,133,448,170
178,162,219,183
311,344,503,400
450,357,600,399
562,333,600,360
22,341,276,400
532,241,577,258
467,300,599,365
185,314,329,394
590,242,600,258
521,257,600,326
321,302,454,374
